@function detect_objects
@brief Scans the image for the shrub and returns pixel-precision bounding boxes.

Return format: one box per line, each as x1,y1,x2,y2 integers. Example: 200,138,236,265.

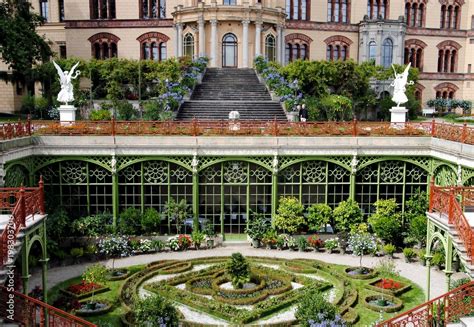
274,196,305,234
134,294,179,327
70,247,83,259
82,263,108,305
118,207,142,235
227,253,250,289
318,94,352,121
151,239,165,252
21,94,35,114
296,287,339,327
191,230,205,248
262,229,278,247
450,277,471,290
98,236,130,269
432,251,445,269
348,232,377,268
368,199,401,244
403,248,417,262
297,236,308,251
72,213,111,237
383,244,396,256
306,203,332,232
246,212,271,242
141,208,161,234
115,100,137,120
307,235,323,249
163,198,191,233
333,199,363,232
324,238,339,252
89,109,112,121
407,214,427,247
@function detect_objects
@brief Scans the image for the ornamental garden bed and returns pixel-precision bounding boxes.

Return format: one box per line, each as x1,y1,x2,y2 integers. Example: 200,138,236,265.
364,294,404,313
345,267,377,280
60,281,110,300
366,278,412,296
75,300,113,317
106,268,130,281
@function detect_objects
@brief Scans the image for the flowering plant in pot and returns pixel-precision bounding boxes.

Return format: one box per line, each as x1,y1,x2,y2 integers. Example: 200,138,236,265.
245,212,270,248
324,238,339,253
307,235,324,251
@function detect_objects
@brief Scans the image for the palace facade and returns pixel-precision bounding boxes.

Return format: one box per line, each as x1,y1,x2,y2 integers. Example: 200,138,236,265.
1,0,474,112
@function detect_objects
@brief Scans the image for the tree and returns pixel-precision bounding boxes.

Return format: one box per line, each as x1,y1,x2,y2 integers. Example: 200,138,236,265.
333,199,363,232
274,196,305,234
368,199,402,244
141,207,161,234
134,294,179,327
227,253,250,289
97,236,130,270
82,263,108,307
348,232,377,269
118,207,142,235
163,198,191,233
307,203,332,232
0,0,52,87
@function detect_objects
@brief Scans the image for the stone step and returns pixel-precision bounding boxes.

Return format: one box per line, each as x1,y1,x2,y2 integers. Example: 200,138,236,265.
460,317,474,327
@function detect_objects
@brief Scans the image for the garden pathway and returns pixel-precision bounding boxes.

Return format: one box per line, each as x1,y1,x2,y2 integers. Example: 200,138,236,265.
30,243,466,300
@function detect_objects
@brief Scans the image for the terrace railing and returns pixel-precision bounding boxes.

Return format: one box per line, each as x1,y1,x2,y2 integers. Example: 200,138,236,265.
0,285,96,327
377,281,474,326
0,178,45,269
429,184,474,263
0,120,31,140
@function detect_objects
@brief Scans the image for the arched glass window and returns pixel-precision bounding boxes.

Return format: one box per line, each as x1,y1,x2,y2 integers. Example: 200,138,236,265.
440,5,446,28
111,43,117,57
151,42,159,61
102,43,110,59
326,45,333,60
447,6,453,28
450,50,456,73
382,38,393,67
301,0,307,20
334,45,340,60
40,0,49,21
334,1,340,22
94,43,101,59
222,33,238,67
368,41,377,62
286,44,292,63
301,44,308,60
183,33,195,58
453,6,459,29
410,4,417,26
342,0,348,22
292,44,300,60
286,0,291,18
223,0,236,4
265,35,276,62
160,42,167,60
341,46,347,60
143,42,151,59
417,4,424,27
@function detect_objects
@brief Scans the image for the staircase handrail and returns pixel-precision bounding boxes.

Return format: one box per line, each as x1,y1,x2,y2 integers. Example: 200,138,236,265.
0,285,96,327
429,184,474,263
0,178,45,267
377,281,474,326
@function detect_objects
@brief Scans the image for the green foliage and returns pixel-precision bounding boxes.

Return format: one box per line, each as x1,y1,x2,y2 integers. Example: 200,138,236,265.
134,294,179,326
297,236,308,251
90,109,112,121
368,199,401,244
375,257,399,278
227,253,250,289
246,212,271,241
383,244,396,256
254,55,268,74
403,248,417,261
274,196,305,234
70,247,83,259
82,263,108,303
118,207,142,235
296,287,338,326
450,278,471,290
333,199,363,232
72,213,112,237
306,203,332,232
407,215,428,246
20,94,35,115
348,232,377,267
115,100,137,120
191,230,205,247
404,190,429,221
432,251,445,268
142,100,173,121
46,208,69,240
318,94,353,121
163,198,191,233
404,190,428,246
141,208,161,234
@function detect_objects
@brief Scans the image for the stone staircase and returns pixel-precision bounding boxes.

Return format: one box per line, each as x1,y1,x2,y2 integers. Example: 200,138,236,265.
176,68,287,121
447,317,474,327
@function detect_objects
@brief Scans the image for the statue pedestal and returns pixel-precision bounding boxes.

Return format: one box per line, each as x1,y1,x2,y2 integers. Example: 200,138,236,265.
58,105,77,124
389,107,408,126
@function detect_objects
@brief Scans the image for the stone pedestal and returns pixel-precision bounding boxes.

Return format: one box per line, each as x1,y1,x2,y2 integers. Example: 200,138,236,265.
58,105,77,124
389,107,408,124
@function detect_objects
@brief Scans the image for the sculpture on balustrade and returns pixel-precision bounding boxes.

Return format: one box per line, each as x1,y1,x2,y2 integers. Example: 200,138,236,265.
53,61,81,105
390,63,414,108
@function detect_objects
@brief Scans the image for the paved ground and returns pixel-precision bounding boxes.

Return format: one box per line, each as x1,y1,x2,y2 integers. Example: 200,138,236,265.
30,242,467,300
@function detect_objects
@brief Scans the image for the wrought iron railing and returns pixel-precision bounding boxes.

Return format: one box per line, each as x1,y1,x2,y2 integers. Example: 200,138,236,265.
0,120,31,140
0,285,96,327
0,178,45,268
429,184,474,263
377,281,474,326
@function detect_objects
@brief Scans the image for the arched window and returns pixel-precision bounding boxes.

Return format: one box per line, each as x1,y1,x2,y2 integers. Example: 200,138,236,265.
286,43,291,63
327,0,350,23
435,82,458,99
183,33,195,58
440,1,462,29
382,38,393,68
137,32,169,61
286,0,310,20
285,33,312,62
324,35,352,61
367,0,389,19
404,39,426,71
440,5,446,28
90,0,116,19
368,41,377,61
141,0,166,18
89,32,120,59
222,33,238,67
437,40,461,73
265,35,276,62
416,4,424,27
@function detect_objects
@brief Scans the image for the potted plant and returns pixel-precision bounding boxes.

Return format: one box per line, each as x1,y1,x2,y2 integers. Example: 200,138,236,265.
288,236,298,251
276,234,289,250
324,238,339,253
246,212,270,248
297,236,308,252
403,248,417,263
203,224,216,249
307,235,323,251
191,230,205,250
262,229,278,249
383,244,396,258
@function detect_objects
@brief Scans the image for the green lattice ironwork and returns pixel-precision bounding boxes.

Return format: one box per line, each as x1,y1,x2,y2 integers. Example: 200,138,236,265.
434,165,457,187
4,165,29,187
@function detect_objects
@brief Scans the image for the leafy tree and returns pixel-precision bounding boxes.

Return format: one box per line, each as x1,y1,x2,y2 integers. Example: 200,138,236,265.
348,232,377,268
307,203,332,232
134,294,179,326
141,207,161,234
333,199,363,232
318,94,352,121
163,198,191,233
408,215,428,247
246,212,271,242
97,236,130,270
296,287,341,327
404,190,429,247
227,253,250,289
0,0,52,87
82,263,108,306
368,199,402,244
274,196,305,234
118,207,142,235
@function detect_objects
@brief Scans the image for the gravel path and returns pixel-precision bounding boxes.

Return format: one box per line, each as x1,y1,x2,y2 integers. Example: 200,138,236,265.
30,243,467,300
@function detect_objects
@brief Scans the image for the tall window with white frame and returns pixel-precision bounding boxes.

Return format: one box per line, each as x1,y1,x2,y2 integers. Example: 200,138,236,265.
382,38,393,68
265,35,276,62
40,0,48,21
183,34,195,58
286,0,309,20
327,0,349,23
368,41,377,62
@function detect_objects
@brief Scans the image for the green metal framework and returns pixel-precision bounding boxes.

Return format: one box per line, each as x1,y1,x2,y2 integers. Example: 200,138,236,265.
3,155,470,236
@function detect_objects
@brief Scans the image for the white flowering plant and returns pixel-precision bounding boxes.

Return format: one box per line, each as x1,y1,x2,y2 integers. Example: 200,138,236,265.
348,232,377,269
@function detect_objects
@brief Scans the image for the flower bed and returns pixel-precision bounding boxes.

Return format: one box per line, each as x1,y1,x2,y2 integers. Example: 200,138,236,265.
60,281,109,300
365,278,412,296
364,294,404,313
344,267,377,280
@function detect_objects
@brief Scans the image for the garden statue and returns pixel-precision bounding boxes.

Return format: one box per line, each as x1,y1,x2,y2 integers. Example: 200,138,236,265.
390,63,414,108
53,61,81,105
389,64,414,124
52,61,81,123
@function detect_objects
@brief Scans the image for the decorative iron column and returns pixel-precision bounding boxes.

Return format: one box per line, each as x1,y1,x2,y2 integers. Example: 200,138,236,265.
192,154,199,230
111,155,118,229
271,155,279,219
425,256,432,301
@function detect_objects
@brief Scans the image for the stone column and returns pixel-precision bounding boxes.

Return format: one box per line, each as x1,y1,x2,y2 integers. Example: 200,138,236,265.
174,24,180,58
276,25,284,64
255,22,262,57
177,23,184,57
242,20,250,68
198,18,206,57
210,19,218,67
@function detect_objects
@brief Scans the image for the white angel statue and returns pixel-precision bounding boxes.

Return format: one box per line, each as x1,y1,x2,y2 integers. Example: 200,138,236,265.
390,63,414,108
53,61,81,105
